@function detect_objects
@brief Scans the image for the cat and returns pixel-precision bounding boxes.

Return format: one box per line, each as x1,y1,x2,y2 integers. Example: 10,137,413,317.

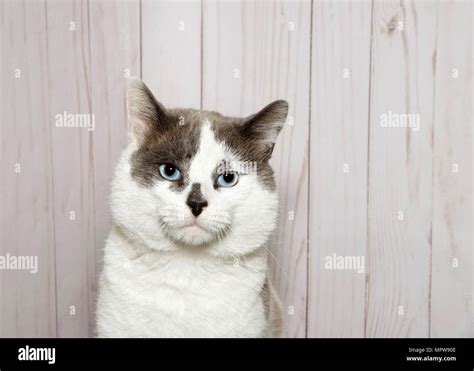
96,78,288,338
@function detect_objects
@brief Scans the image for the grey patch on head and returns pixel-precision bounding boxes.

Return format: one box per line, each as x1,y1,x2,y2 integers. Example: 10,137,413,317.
210,100,288,191
127,80,287,193
130,108,205,191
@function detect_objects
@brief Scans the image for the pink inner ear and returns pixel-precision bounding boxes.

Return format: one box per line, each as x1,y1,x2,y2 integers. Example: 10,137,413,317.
132,121,142,138
130,114,150,142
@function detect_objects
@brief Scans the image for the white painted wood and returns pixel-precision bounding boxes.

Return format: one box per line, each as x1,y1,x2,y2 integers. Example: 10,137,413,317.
308,0,372,337
46,0,94,337
0,0,57,337
142,0,202,108
88,0,141,336
430,0,473,338
366,0,438,337
202,0,311,338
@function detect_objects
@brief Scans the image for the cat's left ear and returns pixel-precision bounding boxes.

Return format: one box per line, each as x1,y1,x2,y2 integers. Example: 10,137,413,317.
240,100,288,152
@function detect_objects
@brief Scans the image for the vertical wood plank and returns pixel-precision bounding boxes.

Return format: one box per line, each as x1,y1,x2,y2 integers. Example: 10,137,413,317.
142,0,202,108
430,0,472,337
202,0,311,337
366,0,438,337
88,0,141,335
0,0,57,337
46,0,94,337
308,0,372,337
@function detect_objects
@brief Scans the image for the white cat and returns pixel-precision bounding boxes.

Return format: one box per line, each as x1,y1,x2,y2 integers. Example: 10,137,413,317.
96,78,288,338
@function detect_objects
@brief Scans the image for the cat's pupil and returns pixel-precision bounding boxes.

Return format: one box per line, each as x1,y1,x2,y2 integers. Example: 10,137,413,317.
223,173,234,183
164,165,176,176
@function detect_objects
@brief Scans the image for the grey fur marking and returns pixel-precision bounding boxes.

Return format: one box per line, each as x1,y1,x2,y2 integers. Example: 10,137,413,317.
127,79,288,192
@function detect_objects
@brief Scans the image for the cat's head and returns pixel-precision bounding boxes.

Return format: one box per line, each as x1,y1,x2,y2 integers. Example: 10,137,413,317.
111,78,287,257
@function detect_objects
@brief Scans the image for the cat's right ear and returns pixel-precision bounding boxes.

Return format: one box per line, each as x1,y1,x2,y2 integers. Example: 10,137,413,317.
126,77,168,144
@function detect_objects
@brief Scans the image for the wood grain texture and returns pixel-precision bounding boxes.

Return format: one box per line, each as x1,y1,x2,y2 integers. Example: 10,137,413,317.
88,0,141,336
307,0,372,337
202,0,311,337
0,0,57,337
46,0,94,337
430,0,473,337
366,0,438,337
142,0,202,108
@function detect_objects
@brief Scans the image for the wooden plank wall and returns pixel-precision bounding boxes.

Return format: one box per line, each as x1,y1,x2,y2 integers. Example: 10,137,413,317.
366,0,436,338
308,0,371,337
1,0,57,337
431,0,472,337
0,0,472,338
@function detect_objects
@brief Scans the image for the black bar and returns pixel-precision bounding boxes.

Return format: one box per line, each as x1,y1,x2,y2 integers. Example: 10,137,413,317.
0,338,472,369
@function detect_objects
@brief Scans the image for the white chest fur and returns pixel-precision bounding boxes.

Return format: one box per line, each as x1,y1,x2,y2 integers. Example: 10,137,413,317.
96,227,269,338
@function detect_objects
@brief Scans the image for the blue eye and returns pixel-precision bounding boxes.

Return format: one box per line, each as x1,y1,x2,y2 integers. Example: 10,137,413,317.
159,163,181,181
217,172,239,187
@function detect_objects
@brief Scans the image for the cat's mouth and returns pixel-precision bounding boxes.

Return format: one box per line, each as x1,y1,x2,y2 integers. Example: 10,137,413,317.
158,217,213,246
172,223,216,246
158,207,232,246
182,222,205,232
